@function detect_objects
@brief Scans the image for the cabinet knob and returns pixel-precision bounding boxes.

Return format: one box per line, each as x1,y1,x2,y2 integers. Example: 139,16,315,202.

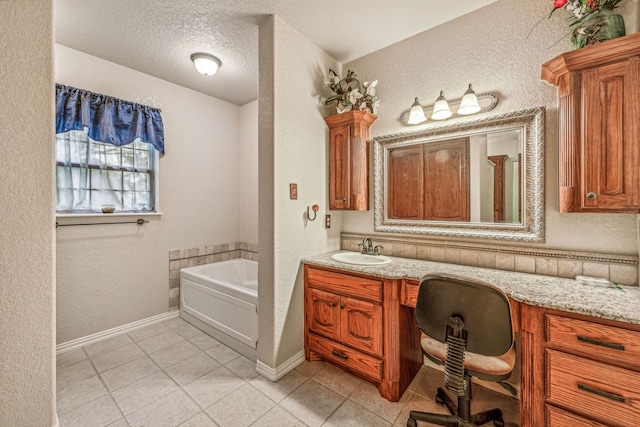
586,192,597,200
332,302,337,307
342,198,347,202
340,304,344,309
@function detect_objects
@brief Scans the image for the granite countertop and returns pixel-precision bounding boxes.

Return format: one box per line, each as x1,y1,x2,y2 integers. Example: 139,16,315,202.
303,250,640,326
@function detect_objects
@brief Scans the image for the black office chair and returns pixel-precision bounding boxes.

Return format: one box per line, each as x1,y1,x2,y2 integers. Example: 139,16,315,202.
407,274,516,427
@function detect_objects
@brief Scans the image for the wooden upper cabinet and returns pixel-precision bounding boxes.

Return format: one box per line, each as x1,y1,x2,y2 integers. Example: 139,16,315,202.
541,33,640,212
388,138,470,221
325,111,377,210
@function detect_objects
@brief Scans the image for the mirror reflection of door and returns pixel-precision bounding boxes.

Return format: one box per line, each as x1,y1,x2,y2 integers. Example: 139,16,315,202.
388,138,470,221
386,129,521,224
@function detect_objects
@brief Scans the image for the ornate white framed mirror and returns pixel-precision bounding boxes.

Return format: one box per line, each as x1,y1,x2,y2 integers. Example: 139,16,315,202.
373,107,545,242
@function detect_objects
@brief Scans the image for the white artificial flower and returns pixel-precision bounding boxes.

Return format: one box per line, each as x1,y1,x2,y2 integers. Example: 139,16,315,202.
364,80,378,96
349,89,363,105
359,102,367,110
336,103,352,114
372,100,380,114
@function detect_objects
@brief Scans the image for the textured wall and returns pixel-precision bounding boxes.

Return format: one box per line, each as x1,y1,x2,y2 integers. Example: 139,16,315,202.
55,45,244,343
258,15,343,368
0,0,56,425
240,100,259,245
342,0,639,255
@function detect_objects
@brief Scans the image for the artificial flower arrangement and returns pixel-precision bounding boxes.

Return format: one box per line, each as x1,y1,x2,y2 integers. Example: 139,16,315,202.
551,0,626,48
551,0,622,19
324,69,379,115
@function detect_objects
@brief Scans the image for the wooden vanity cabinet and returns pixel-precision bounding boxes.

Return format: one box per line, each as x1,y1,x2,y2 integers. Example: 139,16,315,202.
325,111,377,211
304,265,422,401
541,33,640,212
521,304,640,426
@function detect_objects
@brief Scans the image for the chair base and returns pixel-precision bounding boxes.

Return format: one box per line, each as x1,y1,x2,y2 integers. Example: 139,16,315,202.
407,387,504,427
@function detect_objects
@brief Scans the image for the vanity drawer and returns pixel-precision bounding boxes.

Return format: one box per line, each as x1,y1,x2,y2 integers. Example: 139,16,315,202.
306,267,383,303
546,349,640,426
545,405,608,427
401,279,419,307
308,333,383,382
545,314,640,368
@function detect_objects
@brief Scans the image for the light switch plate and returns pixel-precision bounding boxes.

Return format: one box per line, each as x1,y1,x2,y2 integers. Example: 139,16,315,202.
289,183,297,199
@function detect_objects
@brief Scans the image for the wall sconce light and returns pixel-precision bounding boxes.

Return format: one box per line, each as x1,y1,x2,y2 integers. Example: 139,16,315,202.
407,97,427,124
401,84,498,126
190,52,222,76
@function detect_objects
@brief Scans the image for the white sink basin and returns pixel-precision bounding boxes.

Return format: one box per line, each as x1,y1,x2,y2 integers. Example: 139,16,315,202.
330,252,392,266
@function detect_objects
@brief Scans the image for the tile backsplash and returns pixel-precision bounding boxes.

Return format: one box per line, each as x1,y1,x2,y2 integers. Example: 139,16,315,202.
341,233,639,286
168,242,258,310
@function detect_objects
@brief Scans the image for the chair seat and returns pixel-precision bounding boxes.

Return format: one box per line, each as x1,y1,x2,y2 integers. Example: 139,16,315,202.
420,333,516,379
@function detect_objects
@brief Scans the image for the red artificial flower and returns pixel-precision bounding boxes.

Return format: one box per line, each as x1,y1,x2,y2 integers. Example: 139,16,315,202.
554,0,569,8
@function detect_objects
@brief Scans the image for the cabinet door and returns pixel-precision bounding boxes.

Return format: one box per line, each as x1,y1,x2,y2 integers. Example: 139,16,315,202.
329,125,351,210
340,296,383,356
307,288,340,341
424,138,470,221
388,145,424,219
581,58,640,210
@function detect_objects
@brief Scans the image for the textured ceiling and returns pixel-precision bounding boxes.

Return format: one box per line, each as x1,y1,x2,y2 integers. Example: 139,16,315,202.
54,0,498,106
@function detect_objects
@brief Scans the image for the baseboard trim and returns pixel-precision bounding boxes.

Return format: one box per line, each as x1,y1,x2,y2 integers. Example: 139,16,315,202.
56,311,179,355
256,350,305,381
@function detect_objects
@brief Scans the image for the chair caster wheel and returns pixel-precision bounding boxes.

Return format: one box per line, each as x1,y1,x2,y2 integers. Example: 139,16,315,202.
493,418,505,427
435,395,445,406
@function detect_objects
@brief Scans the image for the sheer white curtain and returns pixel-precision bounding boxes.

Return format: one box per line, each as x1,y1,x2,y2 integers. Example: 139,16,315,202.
56,130,155,213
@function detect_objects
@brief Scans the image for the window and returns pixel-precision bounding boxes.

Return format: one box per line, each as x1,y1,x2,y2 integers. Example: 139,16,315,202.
56,130,157,214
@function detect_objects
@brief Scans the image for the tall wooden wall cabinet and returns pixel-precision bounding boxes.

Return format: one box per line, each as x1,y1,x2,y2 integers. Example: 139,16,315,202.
541,33,640,212
325,111,377,210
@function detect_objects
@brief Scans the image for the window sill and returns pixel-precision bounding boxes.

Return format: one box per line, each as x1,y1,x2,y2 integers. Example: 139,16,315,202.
56,212,162,227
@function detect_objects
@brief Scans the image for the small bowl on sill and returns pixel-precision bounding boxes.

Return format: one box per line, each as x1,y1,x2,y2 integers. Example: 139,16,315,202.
101,205,116,214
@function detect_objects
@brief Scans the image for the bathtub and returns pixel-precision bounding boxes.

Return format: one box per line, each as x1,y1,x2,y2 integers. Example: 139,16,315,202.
179,258,258,360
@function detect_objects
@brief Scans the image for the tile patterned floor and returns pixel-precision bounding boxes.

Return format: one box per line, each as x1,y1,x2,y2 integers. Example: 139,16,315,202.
57,317,520,426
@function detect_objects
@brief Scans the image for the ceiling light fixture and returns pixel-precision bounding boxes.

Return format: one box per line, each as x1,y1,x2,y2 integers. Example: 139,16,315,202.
400,84,498,126
190,52,222,76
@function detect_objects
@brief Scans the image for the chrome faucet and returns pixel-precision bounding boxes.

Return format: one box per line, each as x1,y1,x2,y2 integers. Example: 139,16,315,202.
358,237,373,254
358,237,383,255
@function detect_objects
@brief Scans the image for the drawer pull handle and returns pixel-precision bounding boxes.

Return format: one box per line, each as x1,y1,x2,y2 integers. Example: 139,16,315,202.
577,336,625,351
577,383,625,403
332,350,348,359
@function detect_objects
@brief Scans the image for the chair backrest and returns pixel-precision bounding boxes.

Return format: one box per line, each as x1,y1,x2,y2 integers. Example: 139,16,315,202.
415,274,513,357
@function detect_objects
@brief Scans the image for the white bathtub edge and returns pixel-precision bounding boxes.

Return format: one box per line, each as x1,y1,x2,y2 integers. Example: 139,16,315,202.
256,350,305,382
56,311,179,355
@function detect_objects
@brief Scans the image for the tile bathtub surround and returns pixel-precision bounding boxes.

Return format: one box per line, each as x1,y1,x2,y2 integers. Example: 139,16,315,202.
56,317,519,427
168,242,258,310
341,233,639,286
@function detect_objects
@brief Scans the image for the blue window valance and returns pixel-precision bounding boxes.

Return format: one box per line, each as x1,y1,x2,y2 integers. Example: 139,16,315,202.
55,83,165,154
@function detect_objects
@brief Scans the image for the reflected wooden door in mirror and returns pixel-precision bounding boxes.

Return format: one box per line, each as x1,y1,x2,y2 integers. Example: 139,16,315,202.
388,138,470,221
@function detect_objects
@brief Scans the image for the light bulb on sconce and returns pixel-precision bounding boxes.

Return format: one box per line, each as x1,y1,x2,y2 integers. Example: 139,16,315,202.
190,52,222,76
431,91,452,120
457,84,481,115
406,97,428,125
400,84,498,126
